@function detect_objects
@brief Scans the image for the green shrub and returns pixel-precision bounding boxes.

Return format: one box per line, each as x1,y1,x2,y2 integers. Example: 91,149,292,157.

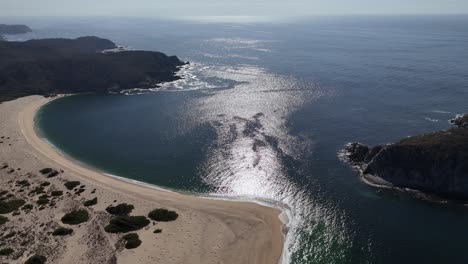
25,254,47,264
22,204,33,210
83,197,97,207
105,203,134,216
40,182,51,187
0,199,26,214
37,197,49,205
52,227,73,236
39,168,53,174
16,180,30,187
61,209,89,225
122,233,142,249
0,190,8,196
104,216,149,233
153,229,162,234
64,181,80,190
32,186,45,194
148,208,178,222
0,247,13,256
0,215,8,225
50,191,63,197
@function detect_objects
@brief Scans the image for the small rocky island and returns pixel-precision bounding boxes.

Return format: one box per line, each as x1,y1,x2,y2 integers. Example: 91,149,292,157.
345,113,468,201
0,35,185,102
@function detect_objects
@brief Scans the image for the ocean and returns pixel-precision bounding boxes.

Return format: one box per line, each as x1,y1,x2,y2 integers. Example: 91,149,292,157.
7,15,468,263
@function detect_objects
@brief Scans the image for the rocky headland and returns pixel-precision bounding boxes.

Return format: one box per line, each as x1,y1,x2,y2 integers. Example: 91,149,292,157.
0,24,32,42
0,24,32,35
0,36,186,102
345,113,468,201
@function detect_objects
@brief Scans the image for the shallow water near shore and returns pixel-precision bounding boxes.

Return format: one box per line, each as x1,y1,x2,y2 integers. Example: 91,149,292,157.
22,15,468,263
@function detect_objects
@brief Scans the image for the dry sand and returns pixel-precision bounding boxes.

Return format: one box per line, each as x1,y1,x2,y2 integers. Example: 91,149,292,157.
0,95,285,264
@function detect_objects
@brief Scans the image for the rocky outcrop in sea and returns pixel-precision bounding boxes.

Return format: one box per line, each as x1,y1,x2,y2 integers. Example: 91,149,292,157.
344,113,468,201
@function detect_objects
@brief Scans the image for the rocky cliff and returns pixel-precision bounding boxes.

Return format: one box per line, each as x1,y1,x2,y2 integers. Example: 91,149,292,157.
345,114,468,201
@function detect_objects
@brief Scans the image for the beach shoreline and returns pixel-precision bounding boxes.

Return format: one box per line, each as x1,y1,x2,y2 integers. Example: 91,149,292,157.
1,95,285,264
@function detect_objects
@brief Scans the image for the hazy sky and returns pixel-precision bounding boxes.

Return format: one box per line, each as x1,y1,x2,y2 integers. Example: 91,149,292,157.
1,0,468,18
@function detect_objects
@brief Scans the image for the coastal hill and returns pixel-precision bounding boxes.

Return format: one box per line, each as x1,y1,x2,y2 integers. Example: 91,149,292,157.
0,24,32,35
345,113,468,201
0,36,185,102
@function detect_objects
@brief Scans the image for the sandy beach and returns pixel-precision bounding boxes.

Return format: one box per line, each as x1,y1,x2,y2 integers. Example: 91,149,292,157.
0,95,284,264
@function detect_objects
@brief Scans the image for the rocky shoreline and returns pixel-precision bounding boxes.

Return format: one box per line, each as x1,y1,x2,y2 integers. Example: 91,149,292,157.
344,113,468,201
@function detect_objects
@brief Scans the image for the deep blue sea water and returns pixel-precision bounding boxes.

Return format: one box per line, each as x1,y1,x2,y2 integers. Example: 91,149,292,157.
6,15,468,263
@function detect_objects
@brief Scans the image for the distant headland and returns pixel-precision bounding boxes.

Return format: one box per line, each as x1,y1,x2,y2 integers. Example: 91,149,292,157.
0,24,32,35
0,35,186,102
0,24,32,41
344,113,468,202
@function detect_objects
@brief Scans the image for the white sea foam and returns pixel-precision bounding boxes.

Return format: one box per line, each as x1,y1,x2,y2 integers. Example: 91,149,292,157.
102,45,132,53
425,117,439,122
431,110,451,114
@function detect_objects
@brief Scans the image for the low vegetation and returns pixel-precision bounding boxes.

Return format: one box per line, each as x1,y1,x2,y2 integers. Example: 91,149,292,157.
148,208,178,222
25,255,47,264
39,168,53,174
0,199,26,214
105,203,134,216
36,197,50,205
0,247,13,256
64,181,80,190
0,215,8,225
104,216,150,233
39,168,59,178
52,227,73,236
61,209,89,225
51,191,63,197
16,180,30,187
22,204,33,210
122,233,142,249
83,197,97,207
32,186,45,194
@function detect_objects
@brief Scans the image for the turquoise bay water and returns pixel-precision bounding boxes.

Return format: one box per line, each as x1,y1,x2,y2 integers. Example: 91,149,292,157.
23,16,468,263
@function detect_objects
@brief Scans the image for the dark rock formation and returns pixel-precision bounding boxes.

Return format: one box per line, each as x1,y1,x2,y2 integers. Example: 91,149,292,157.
345,114,468,201
450,113,468,128
0,36,185,102
0,24,32,35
